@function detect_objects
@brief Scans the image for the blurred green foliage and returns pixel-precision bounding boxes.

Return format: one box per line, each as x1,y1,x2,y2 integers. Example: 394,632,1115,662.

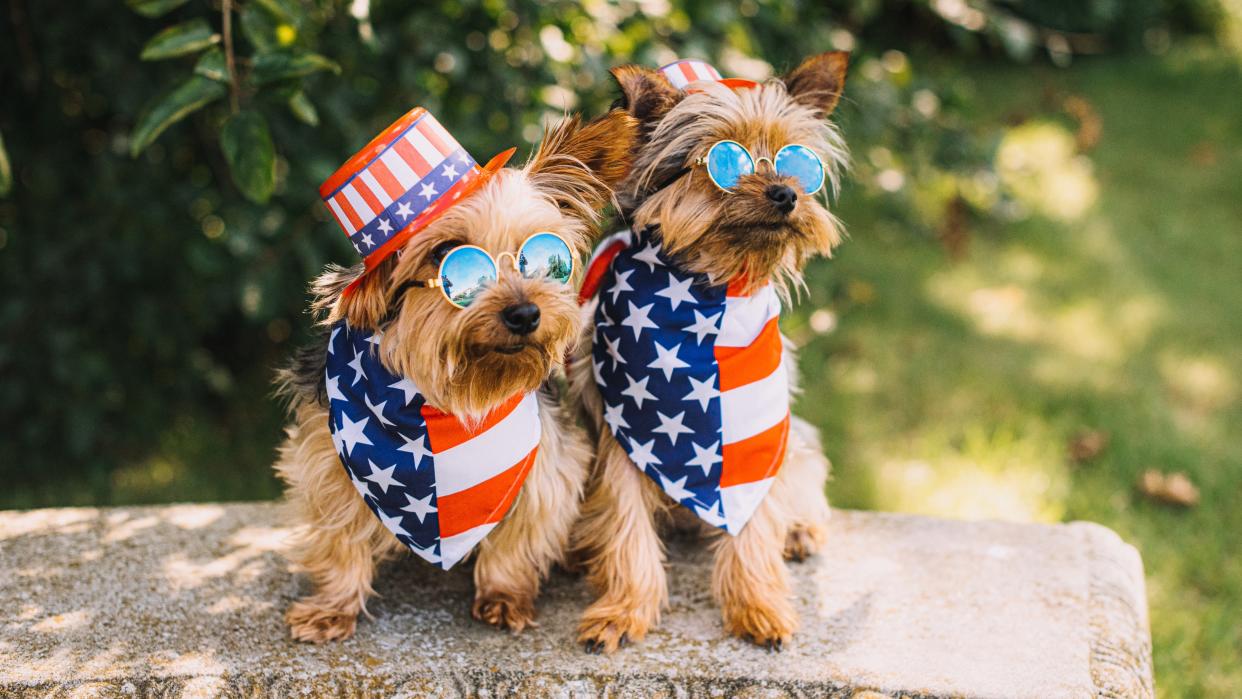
0,2,1232,505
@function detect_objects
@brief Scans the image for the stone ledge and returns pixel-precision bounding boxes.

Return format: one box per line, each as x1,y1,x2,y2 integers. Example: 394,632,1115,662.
0,503,1153,698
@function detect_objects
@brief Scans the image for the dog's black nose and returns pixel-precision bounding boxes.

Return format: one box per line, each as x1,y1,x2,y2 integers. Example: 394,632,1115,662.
500,302,541,335
765,184,797,215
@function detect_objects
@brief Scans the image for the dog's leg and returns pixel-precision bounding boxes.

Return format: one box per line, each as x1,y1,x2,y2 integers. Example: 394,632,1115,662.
276,405,400,643
782,416,831,561
711,464,798,650
472,393,590,633
574,434,669,653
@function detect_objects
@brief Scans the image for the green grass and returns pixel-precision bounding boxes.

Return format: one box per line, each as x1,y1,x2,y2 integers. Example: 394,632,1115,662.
790,49,1242,697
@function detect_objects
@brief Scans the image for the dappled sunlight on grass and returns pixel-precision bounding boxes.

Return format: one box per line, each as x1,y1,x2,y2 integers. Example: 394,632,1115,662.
110,458,185,500
926,234,1164,372
996,121,1098,222
1158,352,1238,437
792,52,1242,697
867,423,1070,523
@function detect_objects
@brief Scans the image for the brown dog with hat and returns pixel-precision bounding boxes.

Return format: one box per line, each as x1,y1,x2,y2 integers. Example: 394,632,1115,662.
275,105,635,642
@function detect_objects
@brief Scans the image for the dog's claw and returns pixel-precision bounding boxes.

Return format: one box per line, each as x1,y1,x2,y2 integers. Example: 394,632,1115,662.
763,637,783,653
584,639,604,654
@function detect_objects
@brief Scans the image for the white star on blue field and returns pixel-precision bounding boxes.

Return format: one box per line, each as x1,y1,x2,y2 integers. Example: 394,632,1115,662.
591,229,735,527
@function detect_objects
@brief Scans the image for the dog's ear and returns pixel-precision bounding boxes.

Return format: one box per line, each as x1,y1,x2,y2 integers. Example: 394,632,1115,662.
610,64,683,130
526,109,637,221
313,259,394,329
782,51,849,117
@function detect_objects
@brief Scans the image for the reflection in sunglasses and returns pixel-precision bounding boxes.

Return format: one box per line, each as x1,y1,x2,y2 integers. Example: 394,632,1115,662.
700,140,825,195
426,232,576,310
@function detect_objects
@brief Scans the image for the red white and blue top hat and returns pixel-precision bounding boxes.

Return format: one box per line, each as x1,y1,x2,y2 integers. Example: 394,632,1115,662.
658,58,758,92
319,107,515,280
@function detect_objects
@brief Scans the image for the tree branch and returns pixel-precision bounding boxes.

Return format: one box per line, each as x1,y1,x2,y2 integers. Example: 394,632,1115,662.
222,0,239,113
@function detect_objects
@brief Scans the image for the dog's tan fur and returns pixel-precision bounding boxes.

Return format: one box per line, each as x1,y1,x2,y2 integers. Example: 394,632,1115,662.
275,110,636,642
571,52,849,652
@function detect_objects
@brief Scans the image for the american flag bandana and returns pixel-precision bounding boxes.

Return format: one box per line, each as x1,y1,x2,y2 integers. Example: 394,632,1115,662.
325,320,540,569
587,227,790,535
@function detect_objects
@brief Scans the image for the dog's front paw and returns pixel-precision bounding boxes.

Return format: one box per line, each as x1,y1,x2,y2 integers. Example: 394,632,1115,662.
577,602,653,654
286,600,358,643
472,592,536,633
722,598,797,652
783,522,827,562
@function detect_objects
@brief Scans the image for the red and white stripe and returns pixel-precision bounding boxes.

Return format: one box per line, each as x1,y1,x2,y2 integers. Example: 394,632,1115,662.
660,59,724,90
714,279,788,534
423,391,541,569
323,114,460,236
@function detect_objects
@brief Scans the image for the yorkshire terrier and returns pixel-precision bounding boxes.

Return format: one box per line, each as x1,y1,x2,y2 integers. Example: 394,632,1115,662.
275,106,635,642
571,52,849,652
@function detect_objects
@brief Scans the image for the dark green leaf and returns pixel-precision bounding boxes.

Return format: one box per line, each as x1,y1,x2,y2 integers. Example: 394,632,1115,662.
194,48,229,83
0,130,11,197
253,0,296,23
250,51,340,86
240,3,279,52
286,91,319,126
220,111,276,204
126,0,190,18
129,76,227,157
140,19,220,61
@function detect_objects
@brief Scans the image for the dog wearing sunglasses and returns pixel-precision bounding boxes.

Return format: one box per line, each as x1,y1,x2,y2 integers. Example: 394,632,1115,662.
571,52,849,652
274,108,636,642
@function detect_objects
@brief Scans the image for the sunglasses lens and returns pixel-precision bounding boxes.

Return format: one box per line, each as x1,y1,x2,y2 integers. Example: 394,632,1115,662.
774,145,825,195
706,141,754,190
519,233,574,284
439,247,497,308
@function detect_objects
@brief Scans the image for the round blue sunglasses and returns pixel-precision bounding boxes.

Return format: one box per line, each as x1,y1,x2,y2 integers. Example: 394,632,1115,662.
407,232,575,309
697,140,826,195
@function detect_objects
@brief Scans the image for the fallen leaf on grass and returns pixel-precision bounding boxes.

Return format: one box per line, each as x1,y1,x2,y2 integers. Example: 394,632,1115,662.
937,195,971,259
1063,95,1102,152
1189,141,1218,167
1068,430,1110,464
1137,469,1200,508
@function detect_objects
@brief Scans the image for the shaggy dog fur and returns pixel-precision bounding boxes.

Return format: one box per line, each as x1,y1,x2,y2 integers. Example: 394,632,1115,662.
274,110,636,642
570,52,850,652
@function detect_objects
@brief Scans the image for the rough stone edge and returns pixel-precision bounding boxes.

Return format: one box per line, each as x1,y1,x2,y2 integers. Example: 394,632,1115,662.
0,669,945,699
1071,521,1154,699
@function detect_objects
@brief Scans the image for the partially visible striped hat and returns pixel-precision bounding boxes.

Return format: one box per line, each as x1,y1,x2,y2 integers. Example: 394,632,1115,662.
658,58,758,92
319,107,515,280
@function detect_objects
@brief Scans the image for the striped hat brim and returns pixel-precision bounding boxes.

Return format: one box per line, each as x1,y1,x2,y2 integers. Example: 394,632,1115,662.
338,147,514,297
319,106,516,296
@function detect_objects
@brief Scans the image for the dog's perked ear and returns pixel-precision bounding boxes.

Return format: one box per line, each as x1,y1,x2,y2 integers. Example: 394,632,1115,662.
782,51,849,118
609,64,683,130
525,109,638,222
